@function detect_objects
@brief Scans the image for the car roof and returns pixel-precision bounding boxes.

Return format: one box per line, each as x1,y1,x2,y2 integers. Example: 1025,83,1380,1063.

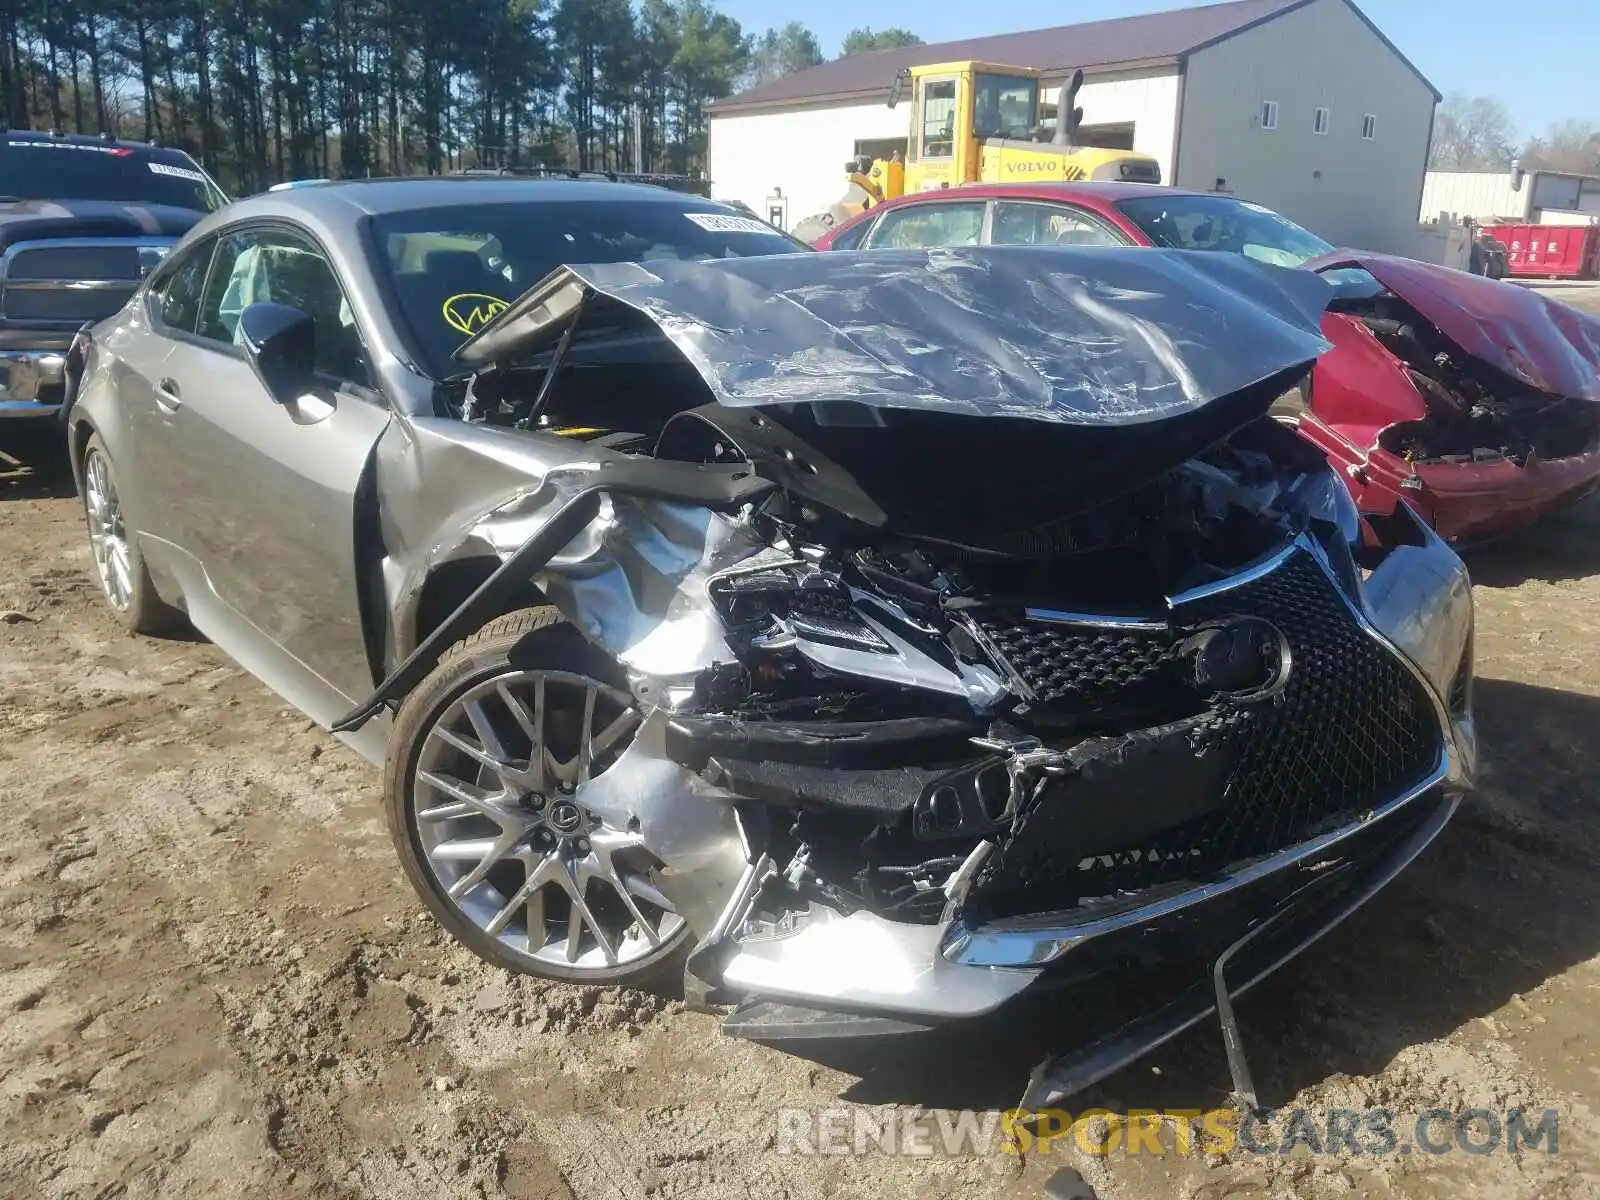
3,130,197,157
819,181,1230,245
231,176,724,219
889,181,1211,205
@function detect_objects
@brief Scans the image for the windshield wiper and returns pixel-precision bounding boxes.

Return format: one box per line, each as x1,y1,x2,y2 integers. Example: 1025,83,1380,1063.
516,293,586,431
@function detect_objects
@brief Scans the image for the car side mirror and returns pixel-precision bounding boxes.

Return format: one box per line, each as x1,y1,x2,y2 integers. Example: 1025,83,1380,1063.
238,302,317,404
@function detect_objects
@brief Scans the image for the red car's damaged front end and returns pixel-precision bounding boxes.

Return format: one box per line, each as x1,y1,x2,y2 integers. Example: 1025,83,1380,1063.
1300,252,1600,543
818,184,1600,542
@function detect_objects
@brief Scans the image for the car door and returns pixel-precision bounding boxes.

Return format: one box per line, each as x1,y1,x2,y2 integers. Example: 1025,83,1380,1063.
146,221,392,718
988,200,1130,248
116,235,217,551
862,200,990,250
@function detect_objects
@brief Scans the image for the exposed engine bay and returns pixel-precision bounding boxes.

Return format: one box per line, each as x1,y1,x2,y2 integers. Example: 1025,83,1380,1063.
1332,291,1600,465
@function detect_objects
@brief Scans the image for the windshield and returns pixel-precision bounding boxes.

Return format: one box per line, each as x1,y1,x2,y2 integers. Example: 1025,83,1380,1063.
370,199,807,378
0,139,228,212
973,73,1038,141
1115,194,1333,268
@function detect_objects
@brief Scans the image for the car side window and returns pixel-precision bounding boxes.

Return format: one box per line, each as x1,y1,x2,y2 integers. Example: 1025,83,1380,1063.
865,202,987,250
151,240,214,333
827,218,872,251
195,227,368,384
991,202,1124,248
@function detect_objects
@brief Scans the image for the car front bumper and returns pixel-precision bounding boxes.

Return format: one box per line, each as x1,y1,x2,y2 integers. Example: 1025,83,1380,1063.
1410,449,1600,543
1015,785,1461,1107
1298,417,1600,543
716,515,1475,1103
0,346,68,419
722,781,1465,1108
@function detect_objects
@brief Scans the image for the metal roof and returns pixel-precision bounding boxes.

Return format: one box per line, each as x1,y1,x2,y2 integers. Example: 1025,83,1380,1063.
709,0,1437,113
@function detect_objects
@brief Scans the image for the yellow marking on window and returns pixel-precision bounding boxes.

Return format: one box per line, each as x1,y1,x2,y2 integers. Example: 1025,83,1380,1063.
442,292,509,336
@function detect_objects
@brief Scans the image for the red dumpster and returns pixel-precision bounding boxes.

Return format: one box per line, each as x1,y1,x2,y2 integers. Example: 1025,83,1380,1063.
1492,223,1600,279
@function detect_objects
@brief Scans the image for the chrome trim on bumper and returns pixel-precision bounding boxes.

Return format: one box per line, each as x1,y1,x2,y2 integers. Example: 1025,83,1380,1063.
720,905,1045,1019
1166,538,1302,606
942,754,1450,968
1023,609,1168,630
5,278,136,292
0,349,66,413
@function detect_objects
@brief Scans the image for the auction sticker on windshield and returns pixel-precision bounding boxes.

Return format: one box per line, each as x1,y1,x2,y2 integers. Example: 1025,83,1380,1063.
684,213,772,234
148,162,208,182
443,292,509,336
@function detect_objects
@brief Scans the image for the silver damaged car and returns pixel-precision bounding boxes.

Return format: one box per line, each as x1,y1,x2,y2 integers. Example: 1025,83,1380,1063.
64,179,1477,1105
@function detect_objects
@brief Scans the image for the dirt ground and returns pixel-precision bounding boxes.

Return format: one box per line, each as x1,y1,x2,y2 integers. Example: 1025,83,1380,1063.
4,318,1600,1198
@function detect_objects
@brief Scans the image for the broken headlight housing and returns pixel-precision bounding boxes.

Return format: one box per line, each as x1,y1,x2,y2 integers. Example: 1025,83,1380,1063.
710,564,892,653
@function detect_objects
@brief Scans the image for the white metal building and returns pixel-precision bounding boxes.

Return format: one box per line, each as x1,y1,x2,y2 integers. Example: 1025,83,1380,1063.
1421,168,1600,226
708,0,1438,254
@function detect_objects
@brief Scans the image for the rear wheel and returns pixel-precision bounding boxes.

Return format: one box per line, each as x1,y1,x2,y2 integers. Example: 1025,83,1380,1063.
383,608,689,987
80,433,183,634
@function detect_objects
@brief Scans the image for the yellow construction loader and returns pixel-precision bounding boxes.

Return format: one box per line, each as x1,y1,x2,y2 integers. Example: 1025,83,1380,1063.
793,62,1162,244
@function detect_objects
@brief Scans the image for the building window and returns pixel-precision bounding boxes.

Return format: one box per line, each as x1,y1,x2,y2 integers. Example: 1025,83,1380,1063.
1260,101,1279,130
1362,113,1377,140
1313,107,1330,135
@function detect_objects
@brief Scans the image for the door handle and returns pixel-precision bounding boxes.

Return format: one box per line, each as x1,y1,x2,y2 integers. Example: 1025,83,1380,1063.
154,377,182,412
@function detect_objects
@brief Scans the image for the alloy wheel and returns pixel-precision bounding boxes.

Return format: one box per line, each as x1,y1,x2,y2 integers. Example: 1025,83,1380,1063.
84,449,134,612
410,669,685,979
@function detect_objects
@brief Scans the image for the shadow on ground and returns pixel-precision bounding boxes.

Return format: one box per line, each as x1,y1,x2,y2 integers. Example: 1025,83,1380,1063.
758,677,1600,1114
1461,492,1600,587
1,429,76,500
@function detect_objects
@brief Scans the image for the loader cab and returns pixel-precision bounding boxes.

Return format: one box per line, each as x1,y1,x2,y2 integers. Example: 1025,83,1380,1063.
895,60,1162,191
900,61,1043,193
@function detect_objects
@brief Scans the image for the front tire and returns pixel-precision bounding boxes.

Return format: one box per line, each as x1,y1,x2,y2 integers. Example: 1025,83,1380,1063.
383,607,690,987
80,433,184,635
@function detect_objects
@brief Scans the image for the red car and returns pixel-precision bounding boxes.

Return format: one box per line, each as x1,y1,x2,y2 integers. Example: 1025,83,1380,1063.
816,183,1600,542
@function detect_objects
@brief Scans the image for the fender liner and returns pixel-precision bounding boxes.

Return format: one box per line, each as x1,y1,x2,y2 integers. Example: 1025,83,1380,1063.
332,487,603,733
331,465,775,734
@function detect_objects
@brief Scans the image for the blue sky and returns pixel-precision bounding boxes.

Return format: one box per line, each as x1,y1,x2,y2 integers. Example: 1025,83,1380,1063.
715,0,1592,137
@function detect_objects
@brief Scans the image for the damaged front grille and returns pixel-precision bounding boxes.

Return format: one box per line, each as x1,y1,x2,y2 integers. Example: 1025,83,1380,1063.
970,549,1443,917
976,616,1181,720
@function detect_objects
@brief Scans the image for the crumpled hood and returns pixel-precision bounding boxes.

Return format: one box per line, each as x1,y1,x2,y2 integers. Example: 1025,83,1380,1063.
1309,249,1600,400
458,245,1335,426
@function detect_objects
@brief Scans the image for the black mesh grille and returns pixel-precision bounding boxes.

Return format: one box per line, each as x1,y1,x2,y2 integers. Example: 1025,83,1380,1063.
972,550,1443,915
977,619,1176,708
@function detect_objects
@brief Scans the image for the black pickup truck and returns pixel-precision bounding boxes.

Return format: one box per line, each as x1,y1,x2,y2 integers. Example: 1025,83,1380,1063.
0,132,226,423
